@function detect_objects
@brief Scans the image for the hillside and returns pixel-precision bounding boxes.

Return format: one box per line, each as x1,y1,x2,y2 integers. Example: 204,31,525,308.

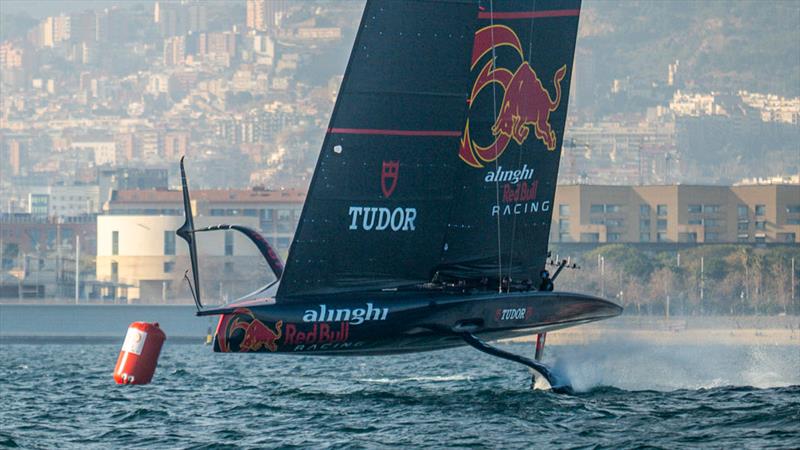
579,0,800,97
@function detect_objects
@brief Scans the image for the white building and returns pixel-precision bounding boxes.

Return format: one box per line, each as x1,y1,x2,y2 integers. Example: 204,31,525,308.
23,184,101,216
70,140,117,165
96,215,263,303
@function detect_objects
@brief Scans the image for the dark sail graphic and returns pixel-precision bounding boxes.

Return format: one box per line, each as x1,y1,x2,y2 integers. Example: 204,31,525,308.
278,0,581,299
436,0,581,285
277,1,479,298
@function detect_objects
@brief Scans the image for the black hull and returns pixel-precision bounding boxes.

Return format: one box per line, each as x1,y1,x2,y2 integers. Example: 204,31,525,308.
209,291,621,355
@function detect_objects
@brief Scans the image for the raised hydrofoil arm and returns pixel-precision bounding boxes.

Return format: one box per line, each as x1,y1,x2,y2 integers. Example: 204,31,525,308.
177,157,285,312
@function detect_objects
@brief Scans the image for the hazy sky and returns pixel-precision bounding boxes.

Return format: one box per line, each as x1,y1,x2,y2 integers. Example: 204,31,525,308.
0,0,159,18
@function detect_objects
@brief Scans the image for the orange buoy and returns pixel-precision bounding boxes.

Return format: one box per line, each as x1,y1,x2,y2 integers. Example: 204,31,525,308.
113,322,166,385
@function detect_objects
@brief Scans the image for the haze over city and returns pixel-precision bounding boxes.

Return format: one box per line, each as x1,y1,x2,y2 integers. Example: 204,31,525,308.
0,2,798,448
0,0,798,306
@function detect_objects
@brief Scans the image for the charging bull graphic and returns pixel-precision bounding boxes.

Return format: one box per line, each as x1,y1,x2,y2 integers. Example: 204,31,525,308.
215,308,283,352
459,25,567,168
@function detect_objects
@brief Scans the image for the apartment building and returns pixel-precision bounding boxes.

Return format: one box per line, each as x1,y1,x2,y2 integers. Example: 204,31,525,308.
551,184,799,244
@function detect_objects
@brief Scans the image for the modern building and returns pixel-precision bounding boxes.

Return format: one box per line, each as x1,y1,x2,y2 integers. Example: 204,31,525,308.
246,0,287,31
551,184,800,245
104,188,304,248
96,188,305,302
0,184,102,217
96,214,262,302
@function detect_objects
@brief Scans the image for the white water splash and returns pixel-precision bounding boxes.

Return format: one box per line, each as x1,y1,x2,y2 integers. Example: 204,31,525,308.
548,337,800,392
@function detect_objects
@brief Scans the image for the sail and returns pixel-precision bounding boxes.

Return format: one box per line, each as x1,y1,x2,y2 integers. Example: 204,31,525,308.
435,0,582,285
277,0,479,298
278,0,582,299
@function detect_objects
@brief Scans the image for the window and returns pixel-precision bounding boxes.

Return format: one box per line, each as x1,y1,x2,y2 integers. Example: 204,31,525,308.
592,204,621,214
737,221,749,231
163,261,174,273
590,218,605,225
688,219,702,225
111,262,118,281
705,232,720,242
657,204,668,217
755,204,766,216
112,231,119,255
164,231,175,255
559,232,572,242
224,231,234,256
640,204,651,218
704,205,721,213
787,205,800,214
657,219,668,231
559,204,570,216
778,233,796,242
788,218,800,225
278,237,290,249
210,209,225,216
736,204,747,219
640,219,651,229
639,232,651,242
244,209,258,217
755,235,766,243
704,218,722,228
755,221,766,230
737,234,749,242
680,232,697,243
657,232,668,242
277,209,293,232
224,262,234,273
261,209,275,231
559,219,570,231
688,204,702,214
580,233,600,243
606,219,624,227
608,233,621,242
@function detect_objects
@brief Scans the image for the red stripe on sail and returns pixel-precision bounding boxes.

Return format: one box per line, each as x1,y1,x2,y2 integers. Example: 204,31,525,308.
478,9,580,20
329,128,461,137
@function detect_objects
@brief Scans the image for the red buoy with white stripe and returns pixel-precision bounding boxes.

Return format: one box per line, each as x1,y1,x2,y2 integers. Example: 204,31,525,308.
113,322,166,385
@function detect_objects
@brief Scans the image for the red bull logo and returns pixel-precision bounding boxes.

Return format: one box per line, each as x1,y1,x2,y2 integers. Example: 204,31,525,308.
459,25,567,168
216,308,282,352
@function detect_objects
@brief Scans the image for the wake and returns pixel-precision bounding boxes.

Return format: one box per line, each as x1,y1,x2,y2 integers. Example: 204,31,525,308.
547,337,800,392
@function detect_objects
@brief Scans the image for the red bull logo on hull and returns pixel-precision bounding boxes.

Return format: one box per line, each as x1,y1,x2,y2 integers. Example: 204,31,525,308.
459,25,567,168
215,308,283,352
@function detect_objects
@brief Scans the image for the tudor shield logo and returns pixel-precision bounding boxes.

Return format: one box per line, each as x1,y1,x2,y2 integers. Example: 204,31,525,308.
348,160,417,231
381,160,399,198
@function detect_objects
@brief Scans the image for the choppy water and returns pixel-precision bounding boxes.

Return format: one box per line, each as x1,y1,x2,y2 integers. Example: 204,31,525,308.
1,339,798,449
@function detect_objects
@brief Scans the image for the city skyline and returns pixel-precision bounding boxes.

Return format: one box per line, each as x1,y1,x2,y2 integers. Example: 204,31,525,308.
1,0,798,304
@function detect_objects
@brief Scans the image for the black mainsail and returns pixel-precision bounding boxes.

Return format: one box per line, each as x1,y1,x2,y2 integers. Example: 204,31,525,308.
437,0,581,285
278,0,581,299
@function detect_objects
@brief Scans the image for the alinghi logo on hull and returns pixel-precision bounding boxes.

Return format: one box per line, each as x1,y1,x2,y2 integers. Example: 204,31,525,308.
303,303,389,325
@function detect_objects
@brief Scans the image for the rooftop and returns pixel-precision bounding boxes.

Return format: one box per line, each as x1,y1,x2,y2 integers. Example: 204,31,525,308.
110,189,306,204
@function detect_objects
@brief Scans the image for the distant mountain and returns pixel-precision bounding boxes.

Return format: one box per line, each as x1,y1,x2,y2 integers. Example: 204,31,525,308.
579,0,800,97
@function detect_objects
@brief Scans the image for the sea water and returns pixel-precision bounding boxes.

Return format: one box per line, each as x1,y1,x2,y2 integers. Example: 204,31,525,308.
1,306,798,448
